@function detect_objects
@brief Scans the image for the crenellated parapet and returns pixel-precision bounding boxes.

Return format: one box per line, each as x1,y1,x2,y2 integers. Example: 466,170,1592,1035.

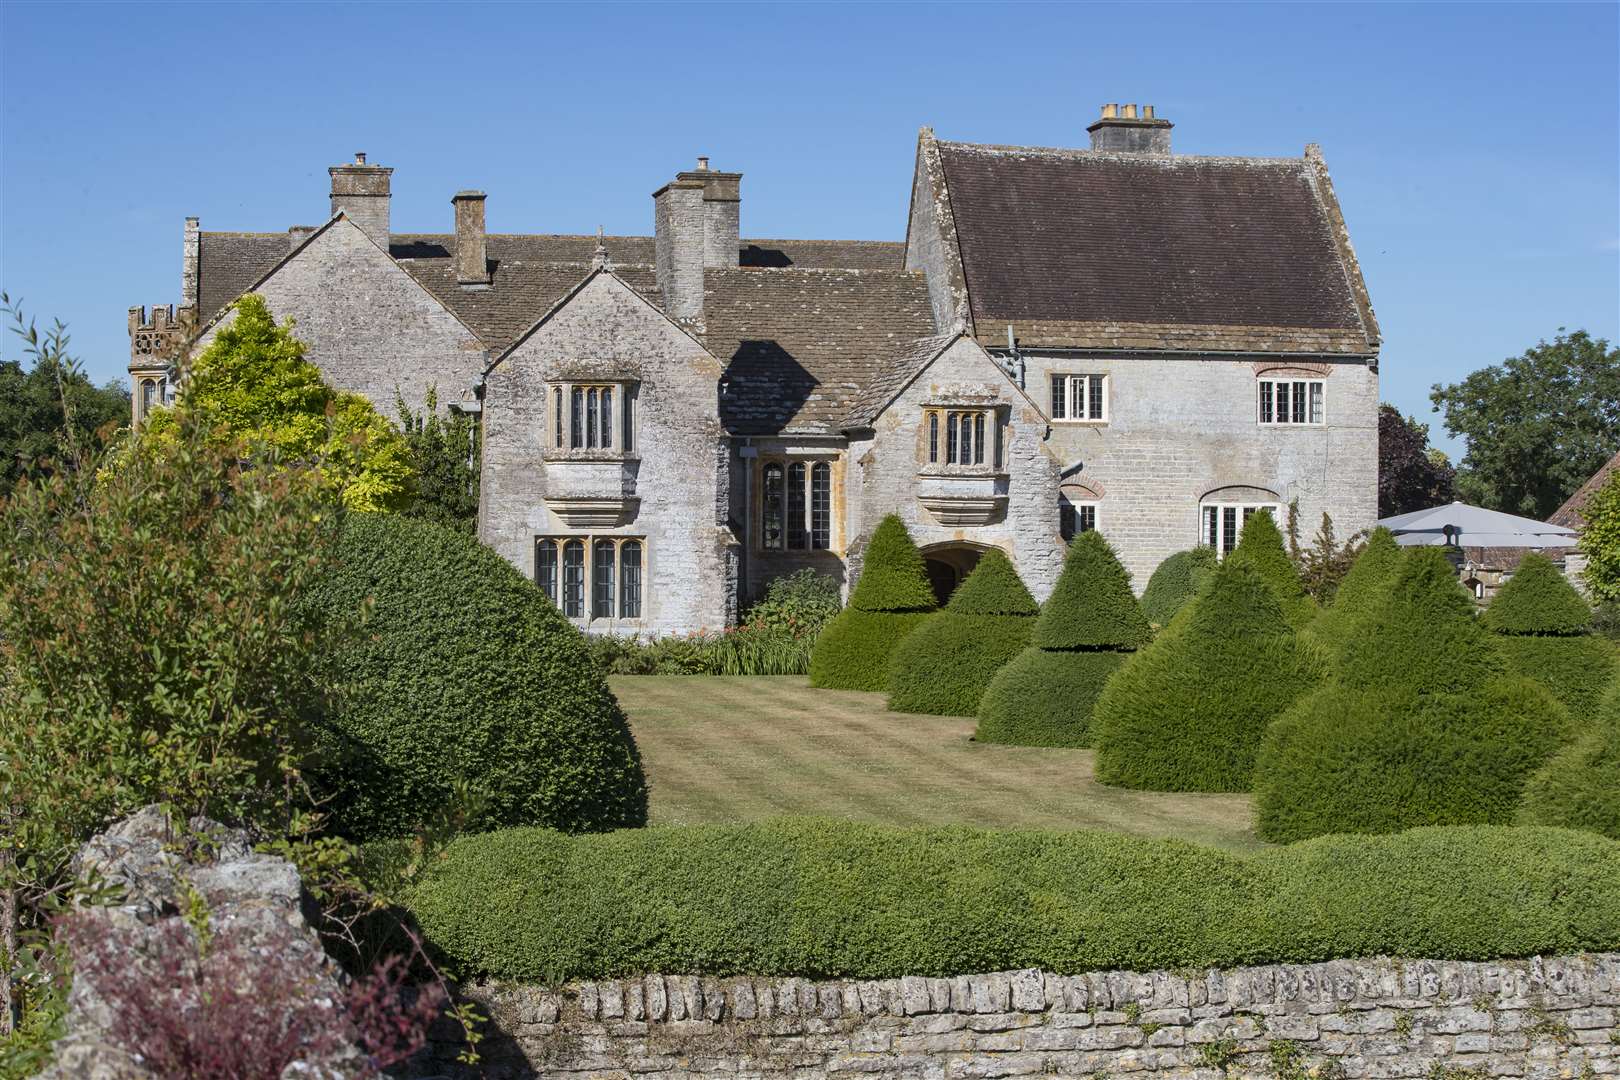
127,302,194,425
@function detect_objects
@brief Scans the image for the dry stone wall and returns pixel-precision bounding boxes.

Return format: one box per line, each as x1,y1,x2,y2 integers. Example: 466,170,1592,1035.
416,955,1620,1079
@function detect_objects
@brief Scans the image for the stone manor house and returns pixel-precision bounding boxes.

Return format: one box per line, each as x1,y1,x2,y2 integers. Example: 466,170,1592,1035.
128,105,1381,636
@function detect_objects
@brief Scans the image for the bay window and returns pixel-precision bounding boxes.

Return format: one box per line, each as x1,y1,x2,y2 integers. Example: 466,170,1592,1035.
924,408,999,469
548,381,638,452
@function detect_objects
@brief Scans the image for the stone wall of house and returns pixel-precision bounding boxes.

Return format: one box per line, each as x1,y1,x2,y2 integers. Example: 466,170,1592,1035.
413,955,1619,1079
193,218,488,418
480,271,737,636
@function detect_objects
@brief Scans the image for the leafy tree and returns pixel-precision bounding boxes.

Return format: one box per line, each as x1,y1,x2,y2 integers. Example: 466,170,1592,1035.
0,293,129,497
397,388,480,532
1430,329,1620,518
1377,404,1455,517
1284,502,1365,605
1583,470,1620,603
155,294,414,512
808,515,936,691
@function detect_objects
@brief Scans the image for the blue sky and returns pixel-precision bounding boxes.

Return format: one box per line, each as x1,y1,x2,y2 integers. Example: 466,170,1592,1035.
2,1,1615,456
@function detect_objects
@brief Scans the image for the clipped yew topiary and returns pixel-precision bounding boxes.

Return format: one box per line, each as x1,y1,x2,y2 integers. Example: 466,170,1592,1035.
887,548,1038,716
1254,547,1571,843
1303,527,1404,666
1225,509,1316,629
1518,682,1620,840
1091,560,1322,792
307,513,648,840
808,515,936,691
974,531,1151,747
1483,552,1618,726
1139,548,1218,628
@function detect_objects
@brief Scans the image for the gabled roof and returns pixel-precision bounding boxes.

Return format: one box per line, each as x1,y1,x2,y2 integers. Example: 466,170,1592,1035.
926,138,1379,356
1550,450,1620,531
843,332,961,428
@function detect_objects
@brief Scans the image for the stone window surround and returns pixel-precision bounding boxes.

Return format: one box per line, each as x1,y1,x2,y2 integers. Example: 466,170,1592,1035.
921,402,1004,474
759,458,834,552
536,534,646,625
544,379,639,459
1050,372,1109,424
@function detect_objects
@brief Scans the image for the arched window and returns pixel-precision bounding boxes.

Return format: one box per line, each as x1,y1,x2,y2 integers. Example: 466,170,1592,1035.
562,540,585,617
1059,484,1101,542
923,408,998,468
592,538,616,618
928,412,939,464
536,539,559,604
810,463,831,550
1198,489,1279,554
140,379,157,416
762,463,784,550
553,387,564,448
599,387,613,449
786,462,807,549
620,541,643,618
569,387,584,448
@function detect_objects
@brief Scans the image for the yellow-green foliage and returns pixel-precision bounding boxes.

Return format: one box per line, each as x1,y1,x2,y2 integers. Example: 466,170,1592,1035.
1225,510,1316,629
887,549,1037,716
809,515,935,690
154,294,414,511
1304,527,1403,665
1581,469,1620,603
1091,561,1321,792
398,820,1620,983
1518,683,1620,840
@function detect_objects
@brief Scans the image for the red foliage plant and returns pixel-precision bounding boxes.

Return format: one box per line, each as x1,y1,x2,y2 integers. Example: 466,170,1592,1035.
57,912,443,1079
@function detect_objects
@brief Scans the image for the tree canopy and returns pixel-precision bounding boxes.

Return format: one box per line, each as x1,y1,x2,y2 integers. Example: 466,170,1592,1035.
1377,404,1455,518
1430,329,1619,519
1583,470,1620,604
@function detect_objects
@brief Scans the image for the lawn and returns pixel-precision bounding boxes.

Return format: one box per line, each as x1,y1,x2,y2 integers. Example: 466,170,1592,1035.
611,675,1262,851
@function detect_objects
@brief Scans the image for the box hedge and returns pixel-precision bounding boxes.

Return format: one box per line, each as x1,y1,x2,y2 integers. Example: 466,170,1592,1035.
1090,560,1321,792
975,532,1150,746
306,513,648,839
1483,552,1594,636
1139,548,1217,628
1302,527,1403,665
1518,683,1620,840
395,819,1620,983
888,549,1038,716
1225,510,1316,629
1483,552,1617,725
808,515,935,691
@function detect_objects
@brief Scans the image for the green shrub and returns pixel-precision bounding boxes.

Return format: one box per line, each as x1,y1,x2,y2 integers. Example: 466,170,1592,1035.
307,514,648,839
1091,560,1321,792
974,532,1149,746
1484,552,1594,635
809,515,935,690
1518,684,1620,839
1140,548,1217,627
397,819,1620,982
1303,527,1404,665
1479,553,1615,724
748,569,844,636
888,549,1037,716
1497,634,1618,727
1226,509,1316,629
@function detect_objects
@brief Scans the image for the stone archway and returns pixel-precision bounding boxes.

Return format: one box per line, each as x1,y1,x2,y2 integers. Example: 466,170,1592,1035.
919,543,989,607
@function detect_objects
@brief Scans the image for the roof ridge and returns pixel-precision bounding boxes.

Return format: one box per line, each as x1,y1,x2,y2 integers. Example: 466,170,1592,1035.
936,139,1310,167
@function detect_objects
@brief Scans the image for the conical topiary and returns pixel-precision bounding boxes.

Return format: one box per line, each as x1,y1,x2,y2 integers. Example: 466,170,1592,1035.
1518,681,1620,840
1302,527,1403,666
1225,510,1316,629
1483,552,1616,725
1091,560,1322,792
1254,547,1571,843
888,548,1039,716
1139,548,1218,628
974,531,1151,747
808,515,937,691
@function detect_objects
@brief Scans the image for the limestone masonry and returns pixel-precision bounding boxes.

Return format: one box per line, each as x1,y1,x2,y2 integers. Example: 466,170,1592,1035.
130,103,1381,632
416,956,1620,1079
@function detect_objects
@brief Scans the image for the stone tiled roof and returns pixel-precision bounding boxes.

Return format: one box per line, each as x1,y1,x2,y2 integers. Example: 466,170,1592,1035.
197,232,297,323
843,333,960,428
701,268,935,435
1550,450,1620,531
933,141,1377,354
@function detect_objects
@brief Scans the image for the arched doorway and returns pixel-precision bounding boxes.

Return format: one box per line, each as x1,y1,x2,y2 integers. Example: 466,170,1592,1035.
919,543,988,606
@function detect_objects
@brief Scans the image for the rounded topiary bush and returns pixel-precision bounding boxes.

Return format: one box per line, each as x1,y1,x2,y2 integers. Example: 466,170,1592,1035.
1303,527,1403,667
307,513,648,839
975,531,1152,747
1253,547,1571,843
1518,684,1620,840
1225,509,1316,629
888,548,1038,716
809,515,936,691
1483,552,1617,725
1139,548,1217,628
1091,560,1322,792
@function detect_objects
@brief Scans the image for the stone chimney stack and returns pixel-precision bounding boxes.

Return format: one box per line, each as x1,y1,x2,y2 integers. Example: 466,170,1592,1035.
1087,103,1173,154
329,152,393,249
653,157,742,323
452,191,490,287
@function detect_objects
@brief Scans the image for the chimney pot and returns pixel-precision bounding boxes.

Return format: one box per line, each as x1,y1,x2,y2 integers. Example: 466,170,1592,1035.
697,156,710,171
355,152,366,165
1143,104,1155,119
1087,102,1173,154
1123,104,1138,119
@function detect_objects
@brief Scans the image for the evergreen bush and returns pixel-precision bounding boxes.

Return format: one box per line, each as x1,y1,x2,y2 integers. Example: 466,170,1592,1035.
1253,548,1571,843
1139,548,1217,627
974,532,1150,746
1302,527,1404,666
887,549,1038,716
1091,560,1321,792
1483,552,1617,724
808,515,936,691
1518,684,1620,840
1225,509,1316,629
307,513,648,839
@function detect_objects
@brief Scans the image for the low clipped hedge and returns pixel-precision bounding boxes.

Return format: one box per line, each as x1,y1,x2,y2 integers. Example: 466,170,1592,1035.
1518,684,1620,840
397,819,1620,982
888,550,1037,716
306,514,648,839
973,649,1128,747
1139,548,1217,628
810,515,934,691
